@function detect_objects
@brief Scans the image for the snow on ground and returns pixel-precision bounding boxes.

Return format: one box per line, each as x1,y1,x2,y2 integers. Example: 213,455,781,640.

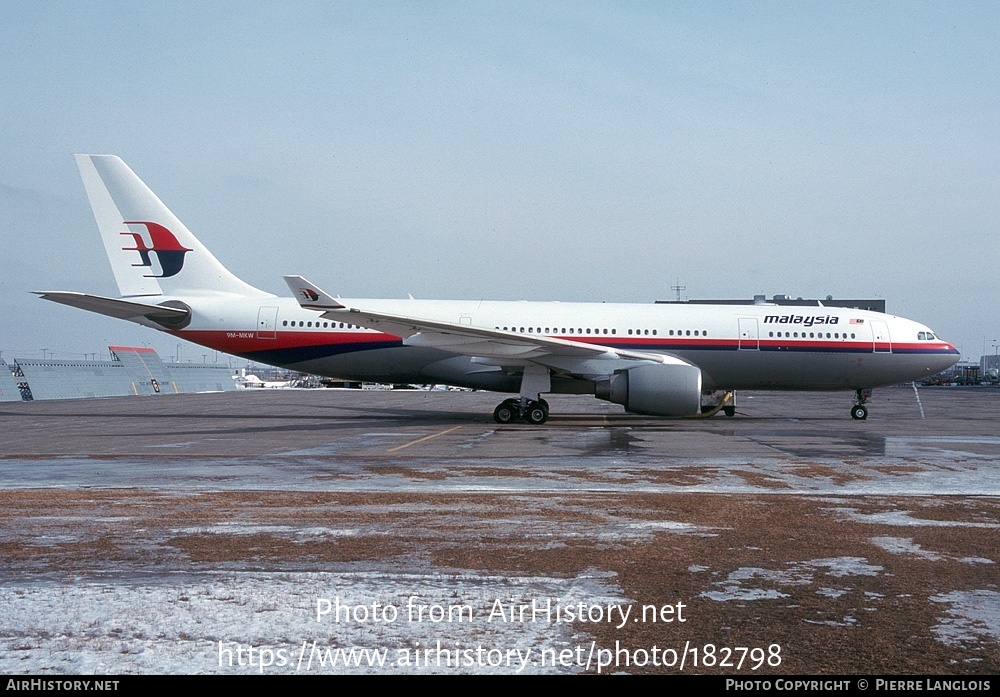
0,569,628,674
698,557,883,602
931,591,1000,649
871,536,946,560
831,508,1000,528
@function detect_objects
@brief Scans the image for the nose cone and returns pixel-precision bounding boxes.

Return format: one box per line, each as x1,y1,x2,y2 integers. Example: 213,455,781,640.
930,341,961,373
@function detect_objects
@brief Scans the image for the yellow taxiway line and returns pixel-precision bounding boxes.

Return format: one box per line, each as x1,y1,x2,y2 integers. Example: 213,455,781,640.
387,425,463,453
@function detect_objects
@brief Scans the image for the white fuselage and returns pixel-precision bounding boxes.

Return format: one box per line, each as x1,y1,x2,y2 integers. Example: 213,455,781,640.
149,295,960,394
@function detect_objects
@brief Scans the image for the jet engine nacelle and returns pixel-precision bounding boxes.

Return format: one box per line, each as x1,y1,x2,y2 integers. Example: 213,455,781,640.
594,362,703,416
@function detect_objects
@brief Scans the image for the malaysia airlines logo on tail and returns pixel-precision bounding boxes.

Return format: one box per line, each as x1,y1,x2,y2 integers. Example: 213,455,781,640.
120,221,192,278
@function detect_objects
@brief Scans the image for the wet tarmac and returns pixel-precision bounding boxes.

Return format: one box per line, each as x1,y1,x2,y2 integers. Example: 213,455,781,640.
0,387,997,674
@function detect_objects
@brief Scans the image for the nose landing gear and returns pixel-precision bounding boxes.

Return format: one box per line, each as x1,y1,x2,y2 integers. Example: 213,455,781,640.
851,388,871,420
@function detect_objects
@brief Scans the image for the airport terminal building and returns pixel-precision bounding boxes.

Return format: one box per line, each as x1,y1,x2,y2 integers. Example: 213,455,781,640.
0,346,238,402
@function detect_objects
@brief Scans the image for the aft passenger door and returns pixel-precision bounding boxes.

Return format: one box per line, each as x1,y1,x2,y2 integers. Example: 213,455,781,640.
257,306,279,339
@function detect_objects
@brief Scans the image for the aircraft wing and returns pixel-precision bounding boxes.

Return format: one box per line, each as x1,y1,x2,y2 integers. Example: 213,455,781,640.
283,276,690,370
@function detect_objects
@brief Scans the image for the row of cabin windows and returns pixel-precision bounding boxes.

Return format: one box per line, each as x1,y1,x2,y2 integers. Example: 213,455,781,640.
281,320,707,336
494,327,709,337
627,329,709,337
282,320,362,329
277,323,879,342
496,326,624,335
768,331,858,339
496,326,622,335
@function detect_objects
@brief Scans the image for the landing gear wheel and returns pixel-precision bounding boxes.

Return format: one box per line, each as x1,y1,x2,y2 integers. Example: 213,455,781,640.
850,404,868,420
724,406,736,417
493,399,520,424
524,401,549,425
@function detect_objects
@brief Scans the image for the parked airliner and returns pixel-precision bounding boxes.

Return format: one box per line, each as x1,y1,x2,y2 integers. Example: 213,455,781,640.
36,155,960,423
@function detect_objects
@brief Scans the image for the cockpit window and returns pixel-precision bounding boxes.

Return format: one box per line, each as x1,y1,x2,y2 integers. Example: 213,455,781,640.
918,332,937,341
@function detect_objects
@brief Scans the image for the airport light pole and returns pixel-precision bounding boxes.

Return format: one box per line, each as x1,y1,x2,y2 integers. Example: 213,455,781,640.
40,348,50,360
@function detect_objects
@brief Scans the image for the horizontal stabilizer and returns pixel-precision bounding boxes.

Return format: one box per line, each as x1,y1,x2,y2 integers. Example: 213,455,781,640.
34,291,190,324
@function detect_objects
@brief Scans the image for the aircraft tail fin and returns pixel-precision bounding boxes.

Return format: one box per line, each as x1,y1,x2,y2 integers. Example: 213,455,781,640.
75,155,271,299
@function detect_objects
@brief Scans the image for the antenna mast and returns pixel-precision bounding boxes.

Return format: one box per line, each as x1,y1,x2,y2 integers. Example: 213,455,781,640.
671,278,686,302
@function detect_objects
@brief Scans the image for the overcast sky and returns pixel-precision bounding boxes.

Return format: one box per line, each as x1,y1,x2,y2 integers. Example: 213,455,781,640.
1,1,997,364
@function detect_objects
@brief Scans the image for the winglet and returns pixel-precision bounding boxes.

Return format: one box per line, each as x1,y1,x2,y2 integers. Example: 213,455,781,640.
283,276,345,310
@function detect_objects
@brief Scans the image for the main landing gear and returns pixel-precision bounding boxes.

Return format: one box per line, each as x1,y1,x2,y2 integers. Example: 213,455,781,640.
494,365,553,425
851,388,872,420
493,398,550,425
